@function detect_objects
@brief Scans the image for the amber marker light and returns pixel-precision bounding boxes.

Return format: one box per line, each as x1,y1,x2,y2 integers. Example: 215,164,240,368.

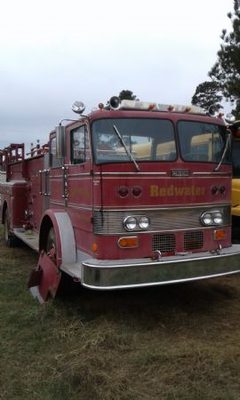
98,103,104,110
92,243,98,252
118,236,138,248
148,103,155,111
214,229,226,241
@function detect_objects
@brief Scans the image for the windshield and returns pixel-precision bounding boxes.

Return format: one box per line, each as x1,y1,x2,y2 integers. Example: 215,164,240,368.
92,118,176,164
232,140,240,177
178,121,231,163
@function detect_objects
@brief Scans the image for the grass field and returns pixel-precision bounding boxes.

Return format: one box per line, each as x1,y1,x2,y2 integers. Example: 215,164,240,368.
1,228,240,400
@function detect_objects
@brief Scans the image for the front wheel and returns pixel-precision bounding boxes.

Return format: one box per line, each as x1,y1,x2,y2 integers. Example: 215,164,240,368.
45,226,80,296
46,227,57,260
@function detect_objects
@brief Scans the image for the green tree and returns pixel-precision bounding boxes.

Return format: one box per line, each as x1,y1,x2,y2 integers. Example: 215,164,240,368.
192,0,240,118
191,81,223,111
119,90,138,101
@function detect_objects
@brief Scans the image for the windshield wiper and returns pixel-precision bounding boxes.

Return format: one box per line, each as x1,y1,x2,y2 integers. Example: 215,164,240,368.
214,133,230,172
113,124,140,171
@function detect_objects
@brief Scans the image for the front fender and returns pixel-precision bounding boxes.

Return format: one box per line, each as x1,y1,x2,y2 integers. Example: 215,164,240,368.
39,210,76,266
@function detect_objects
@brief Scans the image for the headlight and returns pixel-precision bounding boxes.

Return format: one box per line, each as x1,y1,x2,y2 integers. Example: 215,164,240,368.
201,213,213,225
139,216,150,230
124,216,137,231
123,215,150,231
213,212,223,225
201,210,224,226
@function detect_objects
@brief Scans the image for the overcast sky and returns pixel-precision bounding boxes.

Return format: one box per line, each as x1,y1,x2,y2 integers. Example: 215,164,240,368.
0,0,234,150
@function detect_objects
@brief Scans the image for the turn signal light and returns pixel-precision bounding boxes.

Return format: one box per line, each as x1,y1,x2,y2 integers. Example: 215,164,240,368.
214,229,226,240
148,103,155,111
118,236,138,248
92,243,98,252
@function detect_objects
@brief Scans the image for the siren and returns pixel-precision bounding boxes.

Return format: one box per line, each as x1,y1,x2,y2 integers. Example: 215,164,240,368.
109,96,121,110
208,104,219,117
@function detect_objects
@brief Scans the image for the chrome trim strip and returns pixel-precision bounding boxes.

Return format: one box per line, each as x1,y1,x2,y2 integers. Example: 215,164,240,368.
93,172,167,176
93,203,229,213
66,204,93,211
68,173,92,177
93,225,229,236
50,200,64,207
193,172,231,176
80,245,240,289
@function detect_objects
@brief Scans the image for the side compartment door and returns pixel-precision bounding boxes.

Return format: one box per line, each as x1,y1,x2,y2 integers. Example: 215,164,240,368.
40,153,50,214
48,134,65,209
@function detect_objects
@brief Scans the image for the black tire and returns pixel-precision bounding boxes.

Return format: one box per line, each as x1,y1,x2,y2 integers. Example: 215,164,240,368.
3,210,18,247
46,227,56,254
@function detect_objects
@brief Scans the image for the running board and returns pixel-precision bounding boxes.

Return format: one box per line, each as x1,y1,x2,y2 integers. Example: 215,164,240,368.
13,228,39,251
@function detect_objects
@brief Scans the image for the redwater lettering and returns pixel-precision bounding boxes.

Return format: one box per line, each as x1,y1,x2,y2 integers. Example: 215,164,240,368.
150,185,205,197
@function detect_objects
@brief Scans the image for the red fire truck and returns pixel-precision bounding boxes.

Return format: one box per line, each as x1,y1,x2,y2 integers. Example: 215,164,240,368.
1,96,240,303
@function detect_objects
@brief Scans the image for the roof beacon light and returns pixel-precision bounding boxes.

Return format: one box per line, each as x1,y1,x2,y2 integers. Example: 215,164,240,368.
225,113,236,124
100,97,206,114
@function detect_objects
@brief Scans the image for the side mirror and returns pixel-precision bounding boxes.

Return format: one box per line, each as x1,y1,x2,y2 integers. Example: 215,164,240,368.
56,125,66,158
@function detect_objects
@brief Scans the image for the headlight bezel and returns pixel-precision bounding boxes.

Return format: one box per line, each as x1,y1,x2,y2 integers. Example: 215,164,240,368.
123,215,150,231
200,210,224,226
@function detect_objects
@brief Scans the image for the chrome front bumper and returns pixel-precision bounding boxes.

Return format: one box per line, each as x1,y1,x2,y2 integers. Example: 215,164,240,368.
80,245,240,289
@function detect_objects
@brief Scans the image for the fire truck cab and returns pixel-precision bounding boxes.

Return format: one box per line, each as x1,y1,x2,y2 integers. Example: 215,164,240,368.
1,97,240,303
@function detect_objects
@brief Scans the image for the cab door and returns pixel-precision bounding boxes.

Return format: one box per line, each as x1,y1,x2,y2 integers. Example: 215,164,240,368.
67,124,93,253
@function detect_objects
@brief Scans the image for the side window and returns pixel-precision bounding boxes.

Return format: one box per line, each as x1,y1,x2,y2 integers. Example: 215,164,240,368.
50,137,63,168
71,126,90,164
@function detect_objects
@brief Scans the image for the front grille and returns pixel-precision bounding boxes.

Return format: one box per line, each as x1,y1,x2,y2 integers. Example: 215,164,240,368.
152,234,176,253
184,231,203,251
93,205,231,235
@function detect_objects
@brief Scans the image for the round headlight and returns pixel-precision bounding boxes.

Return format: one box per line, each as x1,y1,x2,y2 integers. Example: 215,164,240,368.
213,212,223,225
124,216,137,231
201,212,213,226
139,216,150,230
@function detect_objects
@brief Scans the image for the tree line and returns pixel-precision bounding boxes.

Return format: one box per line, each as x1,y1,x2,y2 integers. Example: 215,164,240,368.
192,0,240,118
118,1,240,119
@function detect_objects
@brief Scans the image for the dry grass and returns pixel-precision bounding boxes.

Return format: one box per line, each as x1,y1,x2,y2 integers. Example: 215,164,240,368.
1,227,240,399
